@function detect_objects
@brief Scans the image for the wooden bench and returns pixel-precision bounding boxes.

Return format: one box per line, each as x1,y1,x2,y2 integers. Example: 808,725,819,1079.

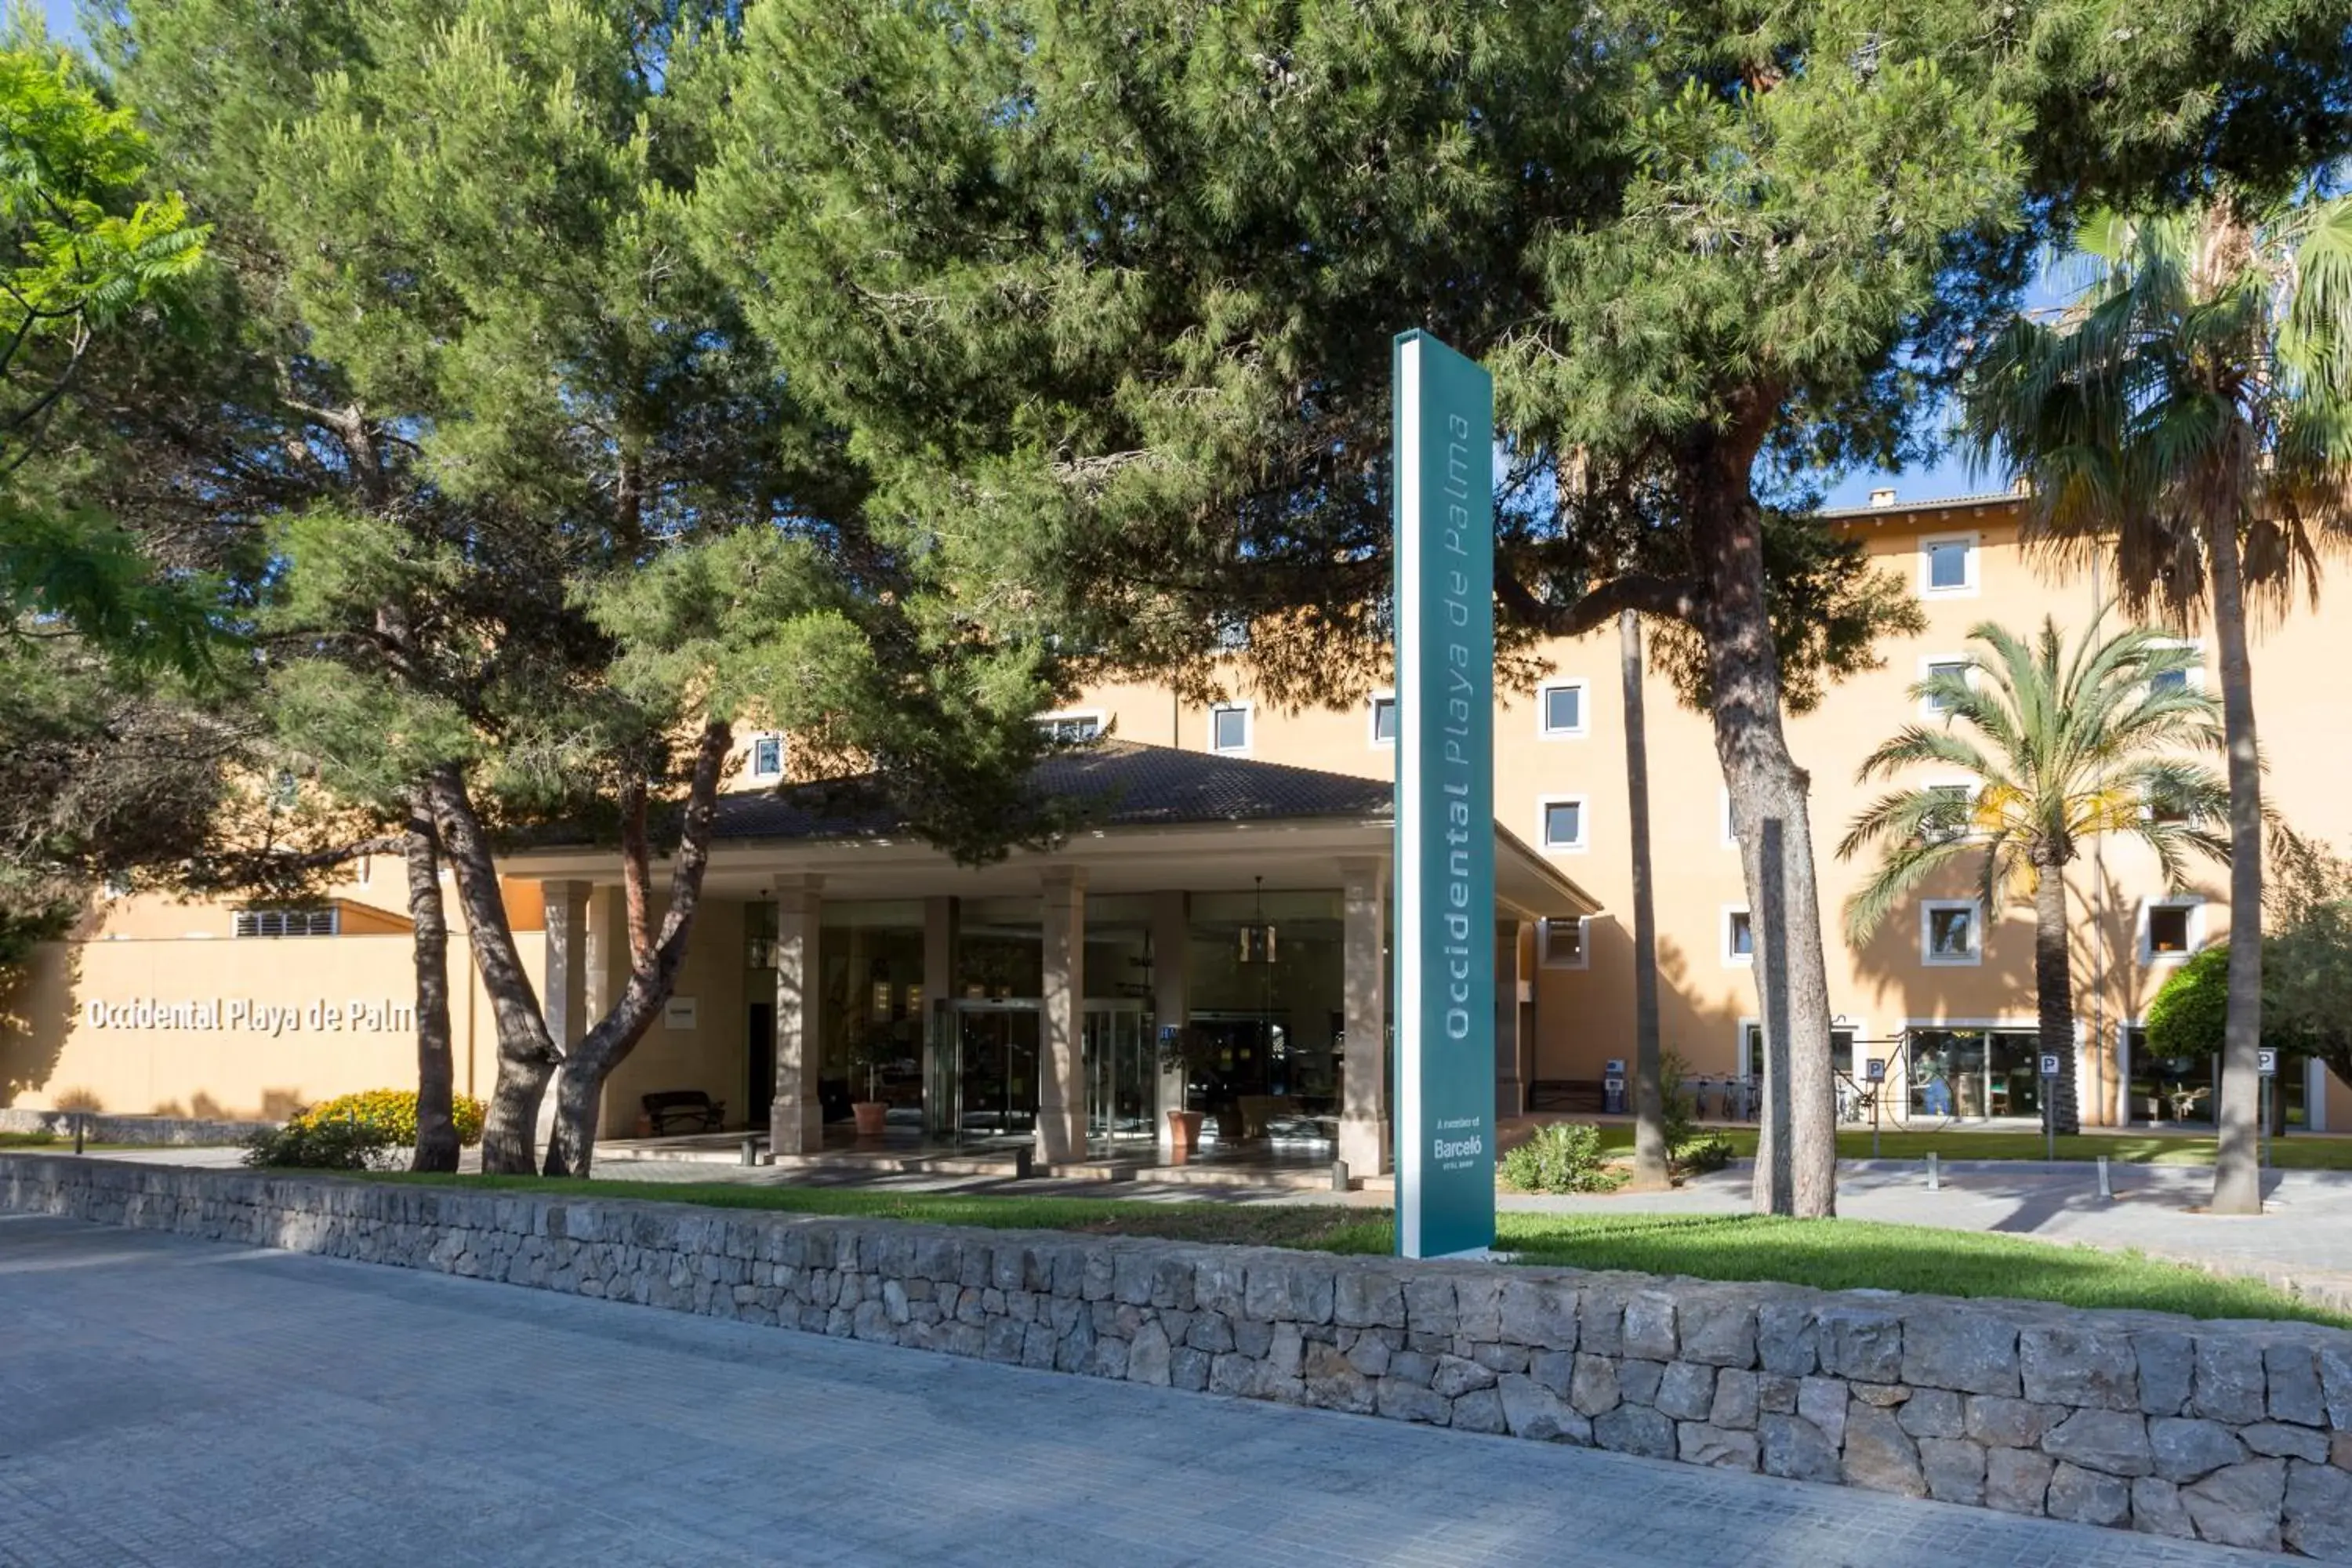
641,1090,725,1135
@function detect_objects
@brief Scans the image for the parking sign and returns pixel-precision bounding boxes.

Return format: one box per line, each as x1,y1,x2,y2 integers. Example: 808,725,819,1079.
2039,1054,2061,1079
2259,1048,2278,1078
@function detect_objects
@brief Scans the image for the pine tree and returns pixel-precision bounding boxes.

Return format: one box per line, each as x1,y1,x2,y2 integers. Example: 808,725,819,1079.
697,0,2351,1216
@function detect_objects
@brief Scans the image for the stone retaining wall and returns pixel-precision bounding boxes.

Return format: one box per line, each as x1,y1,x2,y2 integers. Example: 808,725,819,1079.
0,1109,275,1145
5,1153,2348,1559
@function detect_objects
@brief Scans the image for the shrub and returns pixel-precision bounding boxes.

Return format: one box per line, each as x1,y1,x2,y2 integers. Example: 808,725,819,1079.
1500,1122,1624,1195
242,1118,400,1171
1675,1134,1733,1175
1659,1051,1699,1153
289,1088,485,1148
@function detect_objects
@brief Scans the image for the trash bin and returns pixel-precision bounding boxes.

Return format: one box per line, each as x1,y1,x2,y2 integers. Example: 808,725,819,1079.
1602,1076,1628,1116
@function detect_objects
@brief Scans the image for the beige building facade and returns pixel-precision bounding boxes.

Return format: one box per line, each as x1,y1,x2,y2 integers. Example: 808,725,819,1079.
5,492,2345,1147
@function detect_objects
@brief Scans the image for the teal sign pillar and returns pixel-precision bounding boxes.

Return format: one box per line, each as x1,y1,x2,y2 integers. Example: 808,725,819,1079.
1391,329,1497,1259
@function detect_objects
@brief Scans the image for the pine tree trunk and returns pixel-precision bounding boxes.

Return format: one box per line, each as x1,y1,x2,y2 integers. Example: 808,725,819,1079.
1621,609,1671,1192
425,764,560,1174
405,785,460,1173
540,721,734,1178
2207,515,2265,1214
1689,422,1838,1220
2032,861,2081,1137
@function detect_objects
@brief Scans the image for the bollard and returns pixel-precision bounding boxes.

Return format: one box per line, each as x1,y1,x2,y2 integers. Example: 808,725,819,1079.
1926,1151,1940,1192
73,1110,85,1156
2097,1155,2113,1202
1330,1158,1352,1193
1011,1143,1035,1181
739,1134,761,1167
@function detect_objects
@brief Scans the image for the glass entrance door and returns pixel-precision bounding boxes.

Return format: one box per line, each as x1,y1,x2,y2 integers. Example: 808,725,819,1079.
1083,1003,1154,1148
951,1002,1040,1143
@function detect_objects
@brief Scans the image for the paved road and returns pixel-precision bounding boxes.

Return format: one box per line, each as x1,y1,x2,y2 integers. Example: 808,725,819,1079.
0,1216,2298,1568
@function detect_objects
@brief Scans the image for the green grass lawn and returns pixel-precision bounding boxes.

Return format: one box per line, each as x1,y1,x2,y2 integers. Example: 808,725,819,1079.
358,1171,2346,1328
1588,1124,2352,1170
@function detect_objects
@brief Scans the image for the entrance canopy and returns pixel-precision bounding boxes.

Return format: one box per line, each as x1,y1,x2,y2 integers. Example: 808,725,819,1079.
509,742,1600,1175
514,741,1600,918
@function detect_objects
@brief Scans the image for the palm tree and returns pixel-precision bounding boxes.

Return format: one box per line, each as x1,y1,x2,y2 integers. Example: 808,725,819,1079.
1838,615,2230,1134
1961,196,2352,1207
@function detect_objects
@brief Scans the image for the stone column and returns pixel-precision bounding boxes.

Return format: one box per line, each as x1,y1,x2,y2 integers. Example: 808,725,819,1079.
1339,857,1388,1174
1039,867,1087,1165
922,896,959,1138
538,880,590,1146
1150,890,1190,1153
1494,918,1532,1120
770,875,824,1156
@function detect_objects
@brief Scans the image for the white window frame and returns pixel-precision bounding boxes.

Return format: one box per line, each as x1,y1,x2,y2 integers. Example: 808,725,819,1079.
233,907,340,939
1535,793,1589,855
1920,779,1979,844
1918,655,1973,719
1537,679,1589,739
747,731,786,781
1537,916,1591,971
1919,532,1980,598
1208,702,1253,756
1920,899,1984,967
1367,690,1397,749
1722,904,1755,967
1035,710,1105,745
2139,896,2203,965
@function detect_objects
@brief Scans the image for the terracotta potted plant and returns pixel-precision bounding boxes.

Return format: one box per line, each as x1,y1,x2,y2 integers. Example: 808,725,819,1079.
848,1028,892,1138
1158,1026,1210,1163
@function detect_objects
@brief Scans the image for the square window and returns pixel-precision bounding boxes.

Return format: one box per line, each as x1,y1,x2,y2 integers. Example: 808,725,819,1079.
2150,668,2188,697
1540,682,1586,737
1922,784,1971,842
1037,713,1102,743
750,735,783,779
1726,908,1755,964
1922,534,1978,596
1922,902,1980,965
1370,695,1397,745
1923,659,1969,714
1210,705,1251,753
2147,905,2193,956
1541,798,1585,850
1540,917,1588,970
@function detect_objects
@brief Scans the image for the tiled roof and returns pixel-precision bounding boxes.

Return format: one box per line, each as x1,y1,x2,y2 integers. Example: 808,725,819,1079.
713,740,1393,843
1819,491,2026,520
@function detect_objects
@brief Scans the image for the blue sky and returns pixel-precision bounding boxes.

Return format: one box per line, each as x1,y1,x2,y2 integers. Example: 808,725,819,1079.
38,0,77,42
